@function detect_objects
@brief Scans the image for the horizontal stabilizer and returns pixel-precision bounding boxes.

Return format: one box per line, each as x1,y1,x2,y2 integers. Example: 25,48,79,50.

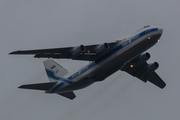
57,92,76,100
18,82,57,90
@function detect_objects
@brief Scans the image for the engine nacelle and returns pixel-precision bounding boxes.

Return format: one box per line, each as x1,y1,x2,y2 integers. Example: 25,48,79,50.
136,52,150,64
71,45,86,57
95,43,110,54
145,62,159,73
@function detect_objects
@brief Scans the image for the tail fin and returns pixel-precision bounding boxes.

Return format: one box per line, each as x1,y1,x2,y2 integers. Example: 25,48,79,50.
43,59,69,82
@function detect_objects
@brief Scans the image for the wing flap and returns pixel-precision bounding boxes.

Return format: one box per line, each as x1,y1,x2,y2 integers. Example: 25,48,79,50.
57,92,76,100
18,82,57,90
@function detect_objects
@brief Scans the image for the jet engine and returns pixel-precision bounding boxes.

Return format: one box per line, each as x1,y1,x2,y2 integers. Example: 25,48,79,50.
95,43,110,54
71,45,86,57
145,62,159,73
135,52,150,64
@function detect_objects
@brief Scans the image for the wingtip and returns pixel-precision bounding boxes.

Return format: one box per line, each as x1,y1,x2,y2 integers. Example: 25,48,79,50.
161,83,166,89
158,81,166,89
9,52,14,55
18,85,24,89
9,50,21,55
18,84,28,89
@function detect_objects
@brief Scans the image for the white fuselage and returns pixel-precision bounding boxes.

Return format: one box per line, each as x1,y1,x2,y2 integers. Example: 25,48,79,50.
48,26,163,93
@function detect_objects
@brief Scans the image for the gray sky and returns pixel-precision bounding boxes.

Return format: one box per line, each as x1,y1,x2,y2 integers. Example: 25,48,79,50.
0,0,180,120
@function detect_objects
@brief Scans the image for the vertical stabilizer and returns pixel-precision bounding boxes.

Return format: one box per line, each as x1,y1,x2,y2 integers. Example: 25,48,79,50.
43,59,69,82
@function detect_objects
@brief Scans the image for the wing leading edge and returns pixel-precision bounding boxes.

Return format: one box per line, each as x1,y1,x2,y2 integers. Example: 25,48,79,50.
9,42,118,61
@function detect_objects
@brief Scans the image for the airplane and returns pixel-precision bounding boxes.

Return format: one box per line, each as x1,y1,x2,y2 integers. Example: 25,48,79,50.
9,25,165,100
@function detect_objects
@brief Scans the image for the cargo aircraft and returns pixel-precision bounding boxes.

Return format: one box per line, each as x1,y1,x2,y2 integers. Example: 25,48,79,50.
9,26,165,100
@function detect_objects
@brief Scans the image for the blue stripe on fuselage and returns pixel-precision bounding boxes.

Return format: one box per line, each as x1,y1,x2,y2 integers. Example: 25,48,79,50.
68,28,158,80
95,28,158,63
50,28,158,93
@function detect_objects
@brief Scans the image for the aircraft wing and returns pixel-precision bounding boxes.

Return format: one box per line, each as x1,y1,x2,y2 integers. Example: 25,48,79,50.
121,55,166,89
9,41,118,61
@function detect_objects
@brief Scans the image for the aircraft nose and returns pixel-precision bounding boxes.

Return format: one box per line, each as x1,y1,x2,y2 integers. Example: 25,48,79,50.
158,28,163,34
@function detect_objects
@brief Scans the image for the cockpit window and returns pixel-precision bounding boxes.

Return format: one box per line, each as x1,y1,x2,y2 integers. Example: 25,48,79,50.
133,25,150,35
144,25,150,28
